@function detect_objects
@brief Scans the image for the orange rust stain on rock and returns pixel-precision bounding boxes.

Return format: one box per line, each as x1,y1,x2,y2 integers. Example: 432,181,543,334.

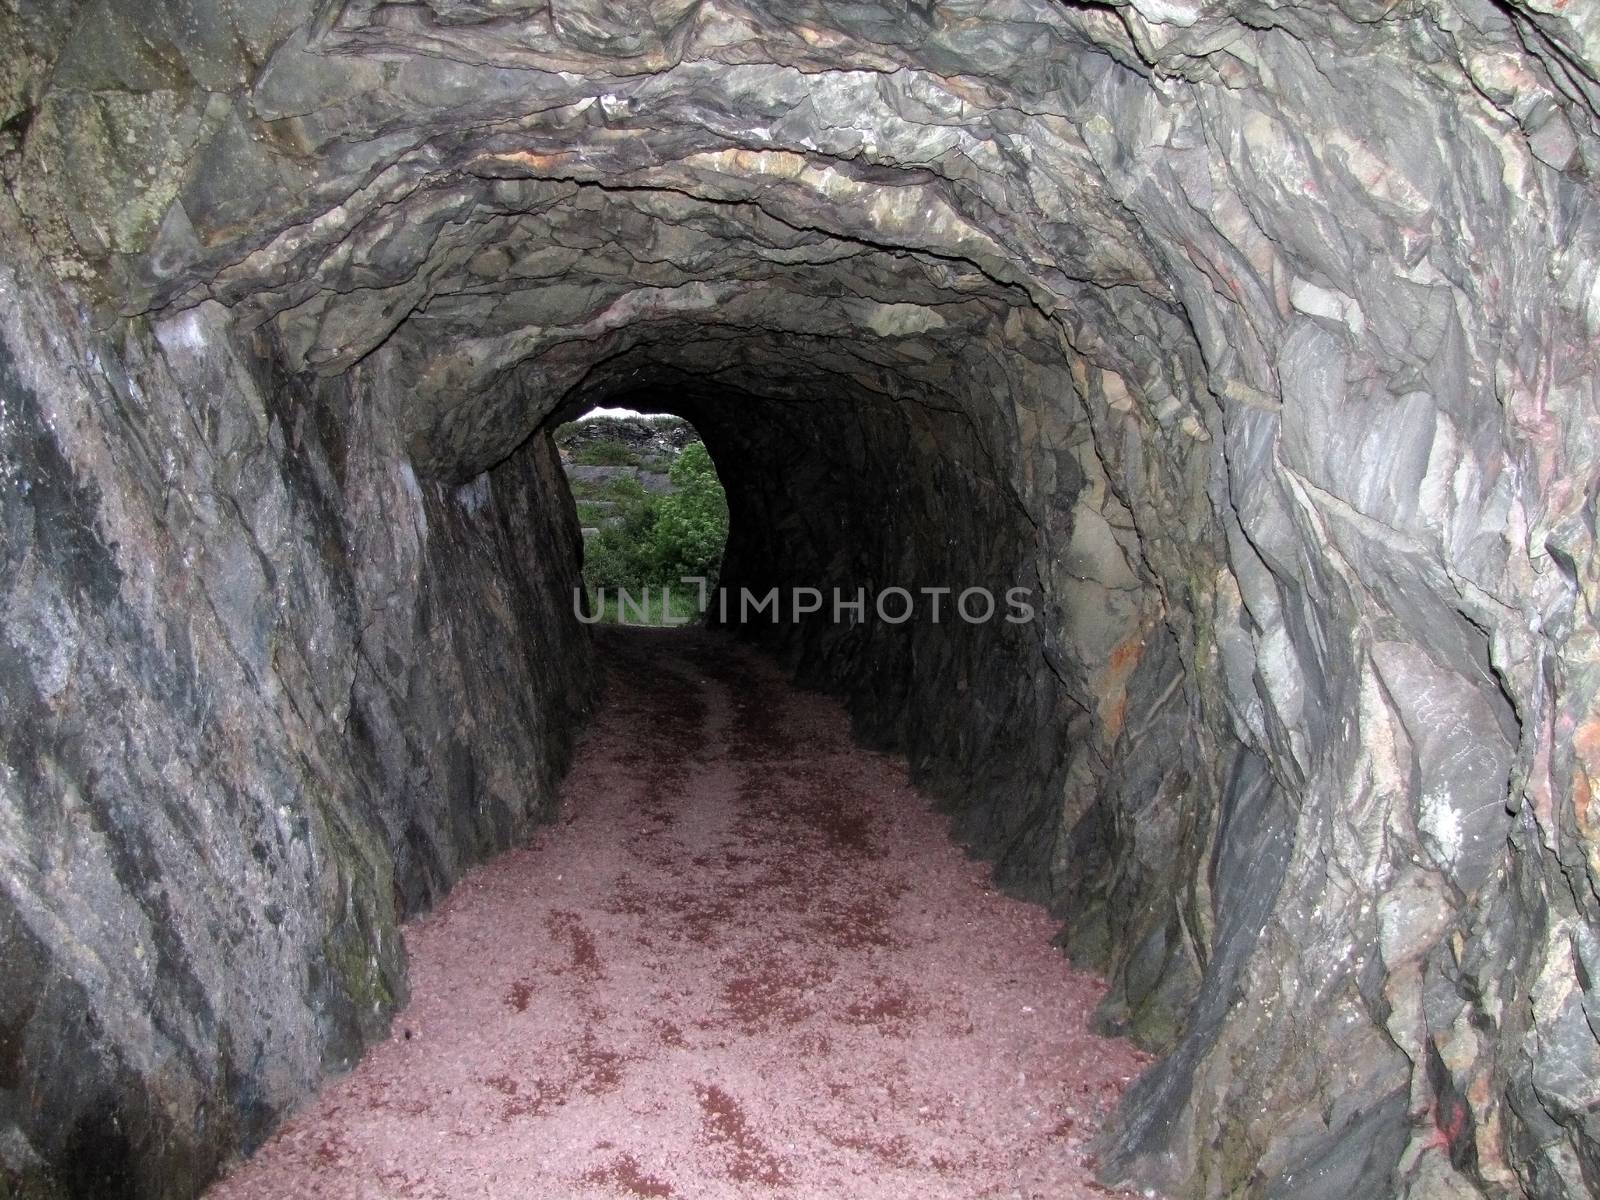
473,150,573,173
688,148,807,178
1107,633,1142,674
1097,629,1146,742
1104,692,1130,744
1570,715,1600,850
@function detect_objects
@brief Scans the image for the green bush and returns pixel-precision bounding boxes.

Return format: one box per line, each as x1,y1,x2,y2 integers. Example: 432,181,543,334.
645,442,728,583
582,499,659,593
570,439,641,466
579,440,728,615
590,587,703,625
598,474,648,502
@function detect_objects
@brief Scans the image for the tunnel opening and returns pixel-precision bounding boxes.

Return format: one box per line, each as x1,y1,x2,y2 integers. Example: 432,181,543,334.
1,3,1597,1199
537,358,1065,914
551,406,730,626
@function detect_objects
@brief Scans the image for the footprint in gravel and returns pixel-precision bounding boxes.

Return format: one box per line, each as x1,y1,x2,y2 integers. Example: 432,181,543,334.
580,1151,675,1198
693,1083,788,1187
505,979,536,1012
719,947,829,1032
547,909,605,981
573,1032,632,1095
483,1073,566,1121
842,974,927,1034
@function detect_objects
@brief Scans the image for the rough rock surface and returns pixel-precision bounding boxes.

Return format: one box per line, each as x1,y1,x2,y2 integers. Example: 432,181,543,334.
0,201,594,1198
1,2,1598,1199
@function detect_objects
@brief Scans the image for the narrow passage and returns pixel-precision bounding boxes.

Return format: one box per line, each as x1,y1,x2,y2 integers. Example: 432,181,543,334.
209,629,1151,1199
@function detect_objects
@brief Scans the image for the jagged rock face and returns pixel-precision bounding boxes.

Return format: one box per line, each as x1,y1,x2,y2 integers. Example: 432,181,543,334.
2,2,1598,1198
0,254,597,1197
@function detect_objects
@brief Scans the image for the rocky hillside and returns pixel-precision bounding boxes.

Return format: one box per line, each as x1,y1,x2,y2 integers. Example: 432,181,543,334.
556,416,694,535
556,414,698,464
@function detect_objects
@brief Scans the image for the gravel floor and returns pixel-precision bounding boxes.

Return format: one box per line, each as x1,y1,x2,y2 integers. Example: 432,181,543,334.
207,627,1154,1200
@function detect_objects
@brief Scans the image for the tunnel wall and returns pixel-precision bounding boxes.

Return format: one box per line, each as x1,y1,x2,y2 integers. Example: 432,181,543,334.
0,207,593,1198
695,373,1080,897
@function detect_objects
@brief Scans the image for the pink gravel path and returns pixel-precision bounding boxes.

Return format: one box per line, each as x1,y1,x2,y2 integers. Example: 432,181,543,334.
207,628,1155,1200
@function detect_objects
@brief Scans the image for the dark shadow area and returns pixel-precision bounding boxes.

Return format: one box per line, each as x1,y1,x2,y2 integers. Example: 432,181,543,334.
542,376,1072,912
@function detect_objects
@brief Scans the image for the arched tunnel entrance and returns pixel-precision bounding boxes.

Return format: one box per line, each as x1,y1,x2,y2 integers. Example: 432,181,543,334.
1,3,1598,1199
553,408,730,625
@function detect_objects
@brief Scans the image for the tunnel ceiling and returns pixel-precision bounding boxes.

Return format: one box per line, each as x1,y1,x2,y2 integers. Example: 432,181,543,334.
14,0,1596,480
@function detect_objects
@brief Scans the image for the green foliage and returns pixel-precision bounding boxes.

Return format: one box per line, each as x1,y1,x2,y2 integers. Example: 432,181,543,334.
648,442,729,583
579,440,728,614
569,473,647,505
582,494,660,593
588,586,703,626
575,500,611,526
570,439,641,467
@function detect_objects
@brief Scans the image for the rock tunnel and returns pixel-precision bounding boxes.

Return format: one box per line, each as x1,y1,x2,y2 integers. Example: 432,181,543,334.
1,1,1598,1197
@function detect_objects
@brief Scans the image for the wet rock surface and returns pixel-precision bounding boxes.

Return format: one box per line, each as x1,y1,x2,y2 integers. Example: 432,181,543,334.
0,2,1597,1198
